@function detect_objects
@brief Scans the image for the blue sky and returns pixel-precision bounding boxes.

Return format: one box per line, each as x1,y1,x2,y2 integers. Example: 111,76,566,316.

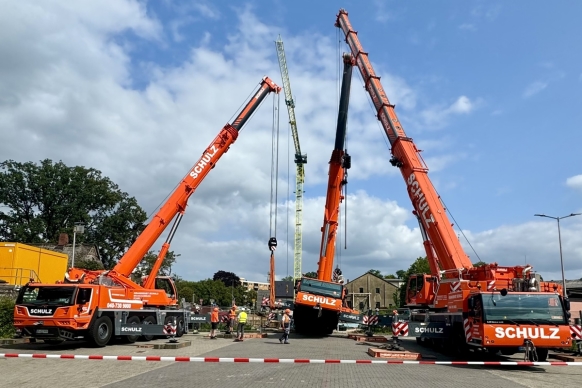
1,0,581,284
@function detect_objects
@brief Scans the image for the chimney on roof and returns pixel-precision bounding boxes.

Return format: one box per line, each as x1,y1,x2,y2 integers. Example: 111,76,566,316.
58,233,69,246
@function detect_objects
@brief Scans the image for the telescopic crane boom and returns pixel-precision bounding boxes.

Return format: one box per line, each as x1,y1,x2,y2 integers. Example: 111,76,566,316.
275,36,307,281
293,54,359,336
335,10,472,273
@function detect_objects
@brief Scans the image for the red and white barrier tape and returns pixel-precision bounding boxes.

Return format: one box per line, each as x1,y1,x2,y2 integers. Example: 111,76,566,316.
1,353,581,365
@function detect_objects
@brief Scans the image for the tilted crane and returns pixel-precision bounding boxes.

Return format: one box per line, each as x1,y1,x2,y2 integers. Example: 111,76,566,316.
275,35,307,281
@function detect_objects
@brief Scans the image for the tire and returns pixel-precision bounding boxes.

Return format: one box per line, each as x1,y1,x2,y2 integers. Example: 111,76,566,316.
141,316,156,341
87,316,113,347
123,316,141,343
452,328,468,358
176,317,185,338
534,348,548,362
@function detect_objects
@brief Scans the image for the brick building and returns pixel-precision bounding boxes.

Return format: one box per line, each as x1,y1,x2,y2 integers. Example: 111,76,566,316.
345,272,403,311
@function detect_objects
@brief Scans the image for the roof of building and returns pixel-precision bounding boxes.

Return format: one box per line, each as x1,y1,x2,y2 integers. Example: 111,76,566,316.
29,243,103,264
346,271,403,286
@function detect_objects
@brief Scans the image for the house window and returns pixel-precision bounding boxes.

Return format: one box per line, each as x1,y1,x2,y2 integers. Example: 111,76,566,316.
359,302,364,309
375,287,380,293
375,302,381,309
359,287,364,293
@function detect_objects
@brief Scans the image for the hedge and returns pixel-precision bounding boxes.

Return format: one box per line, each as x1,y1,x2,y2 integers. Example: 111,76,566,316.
0,296,15,338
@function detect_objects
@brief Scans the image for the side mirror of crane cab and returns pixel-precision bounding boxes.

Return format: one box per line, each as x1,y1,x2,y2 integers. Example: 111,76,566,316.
500,288,508,297
564,298,571,311
77,288,90,304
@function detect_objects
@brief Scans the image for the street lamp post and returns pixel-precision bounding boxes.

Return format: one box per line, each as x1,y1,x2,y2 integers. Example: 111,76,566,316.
71,222,85,268
534,213,581,298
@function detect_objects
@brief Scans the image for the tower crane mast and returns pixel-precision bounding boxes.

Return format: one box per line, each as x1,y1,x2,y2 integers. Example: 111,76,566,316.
275,35,307,281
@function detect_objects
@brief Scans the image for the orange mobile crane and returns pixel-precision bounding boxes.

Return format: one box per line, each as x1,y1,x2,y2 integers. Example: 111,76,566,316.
13,77,281,347
336,8,574,360
293,54,361,335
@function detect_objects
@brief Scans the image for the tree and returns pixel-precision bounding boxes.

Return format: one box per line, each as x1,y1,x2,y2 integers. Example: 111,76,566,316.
473,261,488,267
0,159,147,268
281,275,294,281
395,270,407,279
367,269,382,277
303,271,317,278
213,270,241,288
177,286,194,303
384,274,397,279
133,250,180,282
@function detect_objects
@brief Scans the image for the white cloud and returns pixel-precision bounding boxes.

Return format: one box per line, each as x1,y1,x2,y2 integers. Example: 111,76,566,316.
417,95,475,130
566,175,582,191
464,221,582,281
449,95,473,114
522,81,548,98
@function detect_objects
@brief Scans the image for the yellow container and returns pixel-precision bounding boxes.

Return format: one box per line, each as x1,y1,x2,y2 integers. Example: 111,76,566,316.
0,242,68,285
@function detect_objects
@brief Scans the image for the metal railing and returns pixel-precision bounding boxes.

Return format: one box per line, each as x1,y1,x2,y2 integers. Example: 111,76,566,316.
0,267,42,288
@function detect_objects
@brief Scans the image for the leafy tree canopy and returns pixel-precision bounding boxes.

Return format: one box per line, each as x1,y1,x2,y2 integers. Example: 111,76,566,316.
473,261,488,267
367,269,382,277
132,250,180,282
281,275,294,281
175,278,256,307
213,270,241,288
0,159,147,268
303,271,317,278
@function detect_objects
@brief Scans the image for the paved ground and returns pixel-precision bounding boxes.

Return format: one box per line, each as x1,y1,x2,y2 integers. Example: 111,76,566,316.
1,333,581,388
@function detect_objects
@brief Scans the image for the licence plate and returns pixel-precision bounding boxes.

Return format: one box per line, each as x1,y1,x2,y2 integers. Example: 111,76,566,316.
36,329,49,334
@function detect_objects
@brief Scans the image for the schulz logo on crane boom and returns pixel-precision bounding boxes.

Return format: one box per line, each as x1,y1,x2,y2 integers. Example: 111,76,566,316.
189,145,219,179
407,173,435,227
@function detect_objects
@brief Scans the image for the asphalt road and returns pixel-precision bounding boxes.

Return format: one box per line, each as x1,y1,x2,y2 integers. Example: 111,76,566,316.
1,334,581,388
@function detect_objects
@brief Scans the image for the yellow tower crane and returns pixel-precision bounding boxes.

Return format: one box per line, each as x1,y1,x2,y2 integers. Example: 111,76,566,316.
275,35,307,281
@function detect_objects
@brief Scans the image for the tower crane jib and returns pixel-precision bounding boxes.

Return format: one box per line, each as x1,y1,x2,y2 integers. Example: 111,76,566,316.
275,35,307,281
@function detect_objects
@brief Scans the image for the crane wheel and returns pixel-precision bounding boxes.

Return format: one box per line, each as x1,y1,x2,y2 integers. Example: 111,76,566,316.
87,316,113,347
123,316,141,343
140,316,156,341
176,317,185,338
533,348,548,362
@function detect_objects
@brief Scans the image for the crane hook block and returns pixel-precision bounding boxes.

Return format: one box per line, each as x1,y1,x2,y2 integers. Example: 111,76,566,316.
268,237,278,251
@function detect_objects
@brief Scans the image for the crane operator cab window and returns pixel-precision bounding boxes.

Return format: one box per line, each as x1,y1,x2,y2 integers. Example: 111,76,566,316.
407,275,424,299
468,295,483,322
155,278,175,299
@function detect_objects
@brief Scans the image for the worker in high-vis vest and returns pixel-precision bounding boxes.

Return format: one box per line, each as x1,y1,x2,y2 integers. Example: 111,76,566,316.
227,305,237,334
236,309,248,341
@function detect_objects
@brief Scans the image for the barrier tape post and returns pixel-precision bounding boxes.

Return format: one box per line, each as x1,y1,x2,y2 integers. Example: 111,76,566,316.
163,316,178,343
